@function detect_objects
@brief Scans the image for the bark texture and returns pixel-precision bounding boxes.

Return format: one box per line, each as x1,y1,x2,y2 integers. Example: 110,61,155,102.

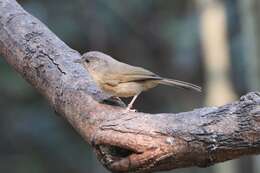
1,0,260,173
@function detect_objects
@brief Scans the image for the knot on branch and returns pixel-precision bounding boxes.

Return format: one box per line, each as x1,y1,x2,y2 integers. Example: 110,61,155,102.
94,144,136,172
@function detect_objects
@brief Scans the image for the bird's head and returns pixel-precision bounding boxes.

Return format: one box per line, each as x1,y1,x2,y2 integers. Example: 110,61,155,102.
74,51,114,71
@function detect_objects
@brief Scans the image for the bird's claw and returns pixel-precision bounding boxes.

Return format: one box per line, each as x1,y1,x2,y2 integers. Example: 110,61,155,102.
123,108,137,113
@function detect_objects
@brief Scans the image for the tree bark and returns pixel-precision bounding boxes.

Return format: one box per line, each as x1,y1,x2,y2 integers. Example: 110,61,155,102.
0,0,260,173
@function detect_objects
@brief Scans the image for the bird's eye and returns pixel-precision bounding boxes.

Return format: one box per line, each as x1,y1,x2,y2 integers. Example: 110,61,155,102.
85,59,90,63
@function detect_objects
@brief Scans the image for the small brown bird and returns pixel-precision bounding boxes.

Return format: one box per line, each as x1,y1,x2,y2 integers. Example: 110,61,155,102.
75,51,201,111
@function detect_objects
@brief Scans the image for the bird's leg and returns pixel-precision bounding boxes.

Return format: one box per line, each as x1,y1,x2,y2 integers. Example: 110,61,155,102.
125,93,140,112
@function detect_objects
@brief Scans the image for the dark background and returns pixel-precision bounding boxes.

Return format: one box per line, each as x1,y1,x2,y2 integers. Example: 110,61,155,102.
0,0,260,173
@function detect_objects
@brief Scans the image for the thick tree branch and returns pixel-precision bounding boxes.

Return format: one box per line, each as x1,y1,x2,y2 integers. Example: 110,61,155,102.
1,0,260,173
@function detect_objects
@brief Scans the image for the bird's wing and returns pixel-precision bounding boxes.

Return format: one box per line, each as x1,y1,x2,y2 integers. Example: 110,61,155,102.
103,62,162,86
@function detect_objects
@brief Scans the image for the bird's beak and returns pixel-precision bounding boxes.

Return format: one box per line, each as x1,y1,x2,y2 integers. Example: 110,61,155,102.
74,59,83,64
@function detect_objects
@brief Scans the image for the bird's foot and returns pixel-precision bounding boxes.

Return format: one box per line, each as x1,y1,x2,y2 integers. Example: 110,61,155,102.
123,94,140,113
123,107,137,113
102,96,126,107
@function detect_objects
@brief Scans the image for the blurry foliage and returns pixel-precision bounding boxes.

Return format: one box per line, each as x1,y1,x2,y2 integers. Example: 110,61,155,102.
0,0,254,173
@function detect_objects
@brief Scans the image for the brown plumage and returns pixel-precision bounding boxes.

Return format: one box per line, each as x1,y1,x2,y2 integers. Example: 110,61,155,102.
75,51,201,111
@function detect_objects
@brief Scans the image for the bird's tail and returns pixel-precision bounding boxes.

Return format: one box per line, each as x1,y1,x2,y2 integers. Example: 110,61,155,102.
159,78,202,92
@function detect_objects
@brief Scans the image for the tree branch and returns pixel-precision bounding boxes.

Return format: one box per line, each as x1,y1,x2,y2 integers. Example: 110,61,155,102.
1,0,260,173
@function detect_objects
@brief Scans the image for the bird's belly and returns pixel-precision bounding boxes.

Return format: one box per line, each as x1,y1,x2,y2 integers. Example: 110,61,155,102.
102,81,158,97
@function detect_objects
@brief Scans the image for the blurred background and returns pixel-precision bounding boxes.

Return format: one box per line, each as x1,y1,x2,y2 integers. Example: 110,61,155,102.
0,0,260,172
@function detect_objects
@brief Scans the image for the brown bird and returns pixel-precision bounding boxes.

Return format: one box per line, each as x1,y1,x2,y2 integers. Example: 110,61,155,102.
75,51,201,111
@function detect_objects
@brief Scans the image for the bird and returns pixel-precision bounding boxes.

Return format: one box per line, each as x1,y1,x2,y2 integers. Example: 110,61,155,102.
75,51,201,112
